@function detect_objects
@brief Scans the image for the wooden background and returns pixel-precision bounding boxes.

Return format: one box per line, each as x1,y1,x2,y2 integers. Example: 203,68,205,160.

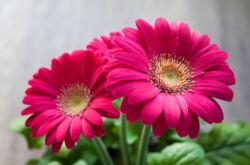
0,0,249,164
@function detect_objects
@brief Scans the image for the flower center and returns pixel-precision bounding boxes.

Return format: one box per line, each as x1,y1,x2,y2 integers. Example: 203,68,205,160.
56,83,90,116
149,54,192,94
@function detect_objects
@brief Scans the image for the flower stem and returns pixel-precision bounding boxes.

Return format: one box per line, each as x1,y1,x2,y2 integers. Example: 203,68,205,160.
92,136,114,165
136,125,151,165
120,114,131,165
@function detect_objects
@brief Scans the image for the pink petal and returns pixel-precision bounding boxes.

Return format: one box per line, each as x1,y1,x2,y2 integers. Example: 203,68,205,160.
195,95,224,123
51,58,67,85
83,109,103,126
152,114,168,137
45,127,57,145
56,118,72,142
59,53,75,84
189,112,200,138
28,79,58,96
37,116,65,137
80,51,98,86
112,36,148,59
126,106,143,123
194,80,233,101
89,98,120,118
92,124,105,137
175,95,191,137
177,23,191,58
141,94,164,124
38,67,60,90
192,50,228,71
195,44,218,58
25,113,39,127
163,95,181,128
136,19,160,56
195,71,235,85
187,34,210,60
155,17,171,51
21,102,57,116
112,52,149,73
88,67,104,90
81,118,94,139
210,99,224,123
112,81,146,97
120,98,134,114
184,93,214,123
30,110,60,128
128,84,159,105
108,68,148,82
69,116,81,141
65,132,75,149
52,141,63,153
122,27,143,45
22,95,55,105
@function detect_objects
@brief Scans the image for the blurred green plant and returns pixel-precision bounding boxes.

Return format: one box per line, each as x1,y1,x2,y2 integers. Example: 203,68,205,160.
10,115,250,165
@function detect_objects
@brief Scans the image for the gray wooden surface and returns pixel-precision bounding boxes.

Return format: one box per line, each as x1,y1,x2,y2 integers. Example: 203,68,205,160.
0,0,249,164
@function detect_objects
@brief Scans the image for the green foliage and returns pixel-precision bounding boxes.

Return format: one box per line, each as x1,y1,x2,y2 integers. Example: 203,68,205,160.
10,112,250,165
148,142,205,165
10,116,44,149
197,122,250,165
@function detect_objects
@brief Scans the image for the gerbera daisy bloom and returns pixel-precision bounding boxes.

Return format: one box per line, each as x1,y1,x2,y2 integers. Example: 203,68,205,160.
106,18,235,138
22,50,120,153
87,32,121,57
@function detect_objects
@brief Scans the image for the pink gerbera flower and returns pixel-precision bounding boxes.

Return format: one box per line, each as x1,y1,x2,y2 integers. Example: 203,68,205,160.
22,50,120,153
87,32,121,57
106,18,235,138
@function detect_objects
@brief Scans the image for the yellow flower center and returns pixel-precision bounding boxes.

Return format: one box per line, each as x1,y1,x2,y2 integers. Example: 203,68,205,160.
149,54,192,94
56,83,90,116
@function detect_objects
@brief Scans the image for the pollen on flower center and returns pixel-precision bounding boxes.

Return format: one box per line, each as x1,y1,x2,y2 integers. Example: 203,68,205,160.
149,54,192,94
56,83,90,116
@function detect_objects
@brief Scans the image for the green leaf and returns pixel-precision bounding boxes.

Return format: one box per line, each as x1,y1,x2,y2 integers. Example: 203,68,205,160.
26,158,55,165
72,160,87,165
112,98,122,109
9,116,28,132
197,122,250,165
148,142,205,165
10,117,44,149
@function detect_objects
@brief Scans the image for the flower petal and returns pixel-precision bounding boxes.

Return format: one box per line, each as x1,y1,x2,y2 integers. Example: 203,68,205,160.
141,94,164,124
195,80,233,101
189,112,200,138
56,118,72,142
163,94,181,128
192,50,228,71
128,84,159,105
195,71,235,85
81,118,94,139
184,93,215,123
84,109,103,126
65,132,75,149
136,19,160,56
52,141,63,153
70,116,81,141
152,114,168,137
175,95,191,137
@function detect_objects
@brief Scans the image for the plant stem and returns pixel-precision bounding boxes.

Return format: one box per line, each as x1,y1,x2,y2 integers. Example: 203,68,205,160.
92,136,114,165
120,114,131,165
136,125,151,165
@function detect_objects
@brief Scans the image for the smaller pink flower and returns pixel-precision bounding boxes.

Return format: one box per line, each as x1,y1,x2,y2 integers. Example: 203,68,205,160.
22,50,119,153
87,32,121,57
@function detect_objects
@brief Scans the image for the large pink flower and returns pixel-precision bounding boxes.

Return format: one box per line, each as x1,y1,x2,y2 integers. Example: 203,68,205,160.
22,50,120,153
106,18,235,138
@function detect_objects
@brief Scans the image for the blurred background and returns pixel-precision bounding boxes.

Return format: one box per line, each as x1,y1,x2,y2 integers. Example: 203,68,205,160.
0,0,249,164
